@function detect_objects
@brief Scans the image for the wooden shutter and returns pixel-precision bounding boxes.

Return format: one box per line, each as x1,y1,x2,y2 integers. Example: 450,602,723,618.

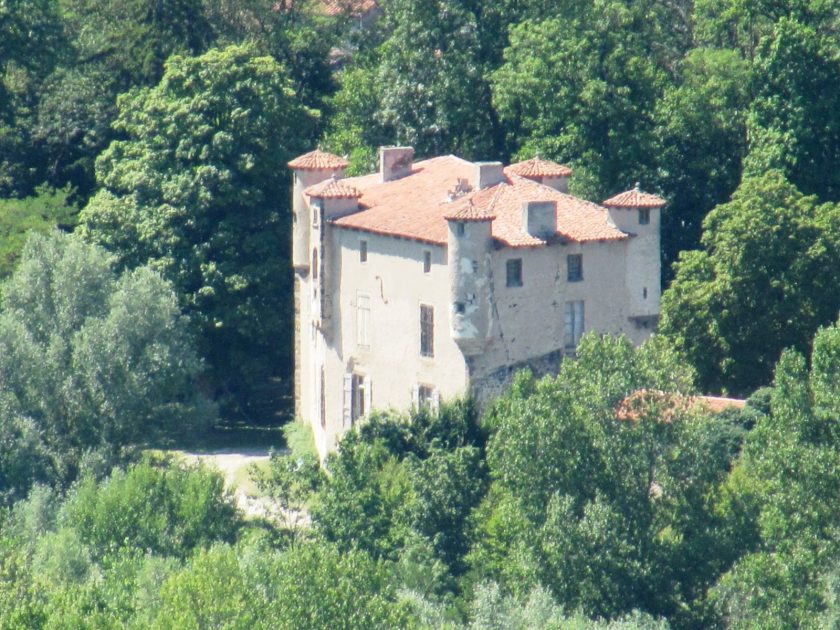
343,373,352,429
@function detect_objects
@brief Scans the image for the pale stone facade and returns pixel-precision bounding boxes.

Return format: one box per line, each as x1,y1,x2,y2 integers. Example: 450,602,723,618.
289,147,665,459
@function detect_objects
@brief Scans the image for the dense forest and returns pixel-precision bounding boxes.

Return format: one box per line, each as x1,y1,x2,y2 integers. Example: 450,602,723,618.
3,0,840,627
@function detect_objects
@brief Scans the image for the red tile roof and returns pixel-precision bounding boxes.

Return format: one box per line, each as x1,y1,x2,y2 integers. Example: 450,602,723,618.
603,186,666,208
288,149,349,171
507,156,572,179
616,390,745,422
320,0,378,16
305,177,361,199
329,156,626,247
443,201,497,222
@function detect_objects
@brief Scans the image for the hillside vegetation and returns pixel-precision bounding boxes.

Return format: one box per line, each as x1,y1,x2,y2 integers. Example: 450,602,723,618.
2,0,840,627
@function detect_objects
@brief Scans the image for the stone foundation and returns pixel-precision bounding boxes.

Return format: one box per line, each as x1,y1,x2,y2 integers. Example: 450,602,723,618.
469,349,565,407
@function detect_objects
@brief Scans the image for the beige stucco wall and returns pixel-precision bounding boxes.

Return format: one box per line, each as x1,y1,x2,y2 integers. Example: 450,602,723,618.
304,226,469,458
469,239,637,380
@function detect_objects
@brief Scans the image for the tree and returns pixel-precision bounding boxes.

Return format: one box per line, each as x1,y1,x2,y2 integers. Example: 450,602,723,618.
490,2,682,200
0,231,214,495
655,48,751,269
80,45,318,417
324,0,501,166
474,334,744,622
660,170,840,394
744,18,840,201
711,321,840,627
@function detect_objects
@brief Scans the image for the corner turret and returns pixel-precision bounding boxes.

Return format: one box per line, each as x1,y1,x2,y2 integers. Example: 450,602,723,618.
444,198,496,356
288,150,348,272
603,185,666,326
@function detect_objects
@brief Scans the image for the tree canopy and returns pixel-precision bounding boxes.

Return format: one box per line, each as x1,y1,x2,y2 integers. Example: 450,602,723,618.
80,44,318,416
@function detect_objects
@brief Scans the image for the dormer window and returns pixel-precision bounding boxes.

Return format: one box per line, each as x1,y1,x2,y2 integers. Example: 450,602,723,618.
639,208,650,225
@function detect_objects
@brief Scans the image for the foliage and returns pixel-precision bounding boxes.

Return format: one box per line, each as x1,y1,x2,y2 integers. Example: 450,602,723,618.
491,3,677,200
80,44,318,417
660,170,840,394
711,320,840,626
655,48,751,270
61,459,240,558
474,334,743,622
0,186,77,280
0,231,214,500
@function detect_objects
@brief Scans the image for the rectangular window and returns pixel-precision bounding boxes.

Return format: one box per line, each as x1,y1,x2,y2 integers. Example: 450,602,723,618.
506,258,523,287
312,202,321,228
639,208,650,225
360,240,367,262
455,222,465,237
567,254,583,282
352,373,366,422
418,385,435,410
423,250,431,273
420,304,434,357
564,301,585,350
356,293,370,348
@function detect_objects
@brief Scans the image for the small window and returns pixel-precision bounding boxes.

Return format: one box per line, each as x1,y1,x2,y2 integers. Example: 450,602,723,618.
643,287,648,299
319,367,326,428
639,208,650,225
567,254,583,282
351,373,366,422
506,258,523,288
312,248,318,280
564,300,585,350
423,250,432,273
312,202,321,228
360,240,367,262
454,302,465,314
418,385,435,410
455,222,466,237
356,293,370,348
420,304,434,358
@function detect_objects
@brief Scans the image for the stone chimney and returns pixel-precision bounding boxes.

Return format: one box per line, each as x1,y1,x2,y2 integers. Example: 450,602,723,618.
474,161,505,190
522,200,557,239
380,146,414,182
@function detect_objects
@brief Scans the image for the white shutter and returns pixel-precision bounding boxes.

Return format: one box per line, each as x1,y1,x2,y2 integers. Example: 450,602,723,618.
411,385,419,409
432,388,441,414
343,373,352,429
363,376,372,418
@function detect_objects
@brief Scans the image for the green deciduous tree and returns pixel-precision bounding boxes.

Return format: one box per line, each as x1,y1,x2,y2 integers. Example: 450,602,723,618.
474,335,744,622
655,48,751,269
80,44,318,417
711,321,840,626
660,170,840,394
744,18,840,201
491,2,681,200
0,231,213,497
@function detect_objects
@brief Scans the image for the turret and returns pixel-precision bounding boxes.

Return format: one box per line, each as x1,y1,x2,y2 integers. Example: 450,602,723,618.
603,185,666,321
287,150,348,272
507,156,572,193
444,199,496,356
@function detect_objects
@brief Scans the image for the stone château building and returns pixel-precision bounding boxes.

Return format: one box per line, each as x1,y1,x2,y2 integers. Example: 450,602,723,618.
289,146,666,458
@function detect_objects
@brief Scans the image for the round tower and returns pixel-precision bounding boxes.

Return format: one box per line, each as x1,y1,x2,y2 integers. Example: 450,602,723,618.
444,201,496,356
603,184,666,321
287,150,348,271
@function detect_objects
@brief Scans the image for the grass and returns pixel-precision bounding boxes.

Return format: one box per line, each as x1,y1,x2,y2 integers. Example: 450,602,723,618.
283,420,317,459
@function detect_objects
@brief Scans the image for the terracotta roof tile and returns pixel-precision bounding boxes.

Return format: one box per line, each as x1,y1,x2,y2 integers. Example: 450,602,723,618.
603,185,666,208
288,149,349,171
320,0,377,16
305,177,361,199
507,156,572,179
330,156,626,247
